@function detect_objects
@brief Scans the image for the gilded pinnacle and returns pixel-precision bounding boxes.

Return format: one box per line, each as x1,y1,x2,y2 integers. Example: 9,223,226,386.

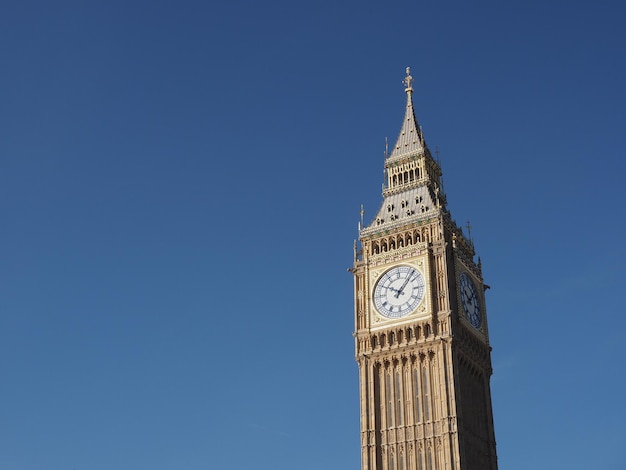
403,66,413,93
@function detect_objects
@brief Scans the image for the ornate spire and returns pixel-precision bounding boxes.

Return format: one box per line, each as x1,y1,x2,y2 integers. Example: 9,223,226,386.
360,68,446,235
388,67,425,162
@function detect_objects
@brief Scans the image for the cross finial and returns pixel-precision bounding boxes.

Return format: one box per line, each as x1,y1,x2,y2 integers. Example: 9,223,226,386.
403,67,413,92
466,220,473,239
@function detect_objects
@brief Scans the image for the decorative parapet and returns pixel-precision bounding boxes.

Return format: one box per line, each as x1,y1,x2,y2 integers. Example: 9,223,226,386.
367,242,428,266
361,212,441,239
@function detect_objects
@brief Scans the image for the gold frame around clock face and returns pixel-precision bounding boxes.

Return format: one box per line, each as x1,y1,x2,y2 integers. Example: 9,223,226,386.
373,265,426,319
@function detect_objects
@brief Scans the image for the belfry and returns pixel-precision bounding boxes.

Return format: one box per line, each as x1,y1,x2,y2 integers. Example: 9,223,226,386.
351,68,498,470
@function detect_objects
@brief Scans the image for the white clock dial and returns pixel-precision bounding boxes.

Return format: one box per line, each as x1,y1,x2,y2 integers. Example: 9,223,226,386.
373,265,425,319
459,272,482,328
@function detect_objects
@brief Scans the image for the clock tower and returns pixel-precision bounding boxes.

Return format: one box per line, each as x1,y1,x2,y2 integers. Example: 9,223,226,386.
352,68,498,470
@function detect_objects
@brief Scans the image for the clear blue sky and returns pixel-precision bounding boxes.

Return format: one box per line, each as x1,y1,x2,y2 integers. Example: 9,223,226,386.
1,1,625,469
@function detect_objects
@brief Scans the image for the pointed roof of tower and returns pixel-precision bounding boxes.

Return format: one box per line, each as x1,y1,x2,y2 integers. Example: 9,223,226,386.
388,67,426,162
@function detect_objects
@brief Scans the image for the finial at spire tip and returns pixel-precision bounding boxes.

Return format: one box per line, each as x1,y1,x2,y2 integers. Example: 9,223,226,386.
403,66,413,93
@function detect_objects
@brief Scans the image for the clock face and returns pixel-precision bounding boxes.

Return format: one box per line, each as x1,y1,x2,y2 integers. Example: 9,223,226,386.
459,272,481,328
373,265,425,319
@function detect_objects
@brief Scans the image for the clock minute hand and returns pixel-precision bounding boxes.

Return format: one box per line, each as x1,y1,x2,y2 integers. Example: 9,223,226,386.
395,270,414,298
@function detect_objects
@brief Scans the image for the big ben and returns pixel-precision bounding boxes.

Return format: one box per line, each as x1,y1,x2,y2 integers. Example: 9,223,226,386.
352,68,498,470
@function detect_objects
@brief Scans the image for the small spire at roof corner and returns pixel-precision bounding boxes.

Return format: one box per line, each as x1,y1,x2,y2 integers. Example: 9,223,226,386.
403,66,413,94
